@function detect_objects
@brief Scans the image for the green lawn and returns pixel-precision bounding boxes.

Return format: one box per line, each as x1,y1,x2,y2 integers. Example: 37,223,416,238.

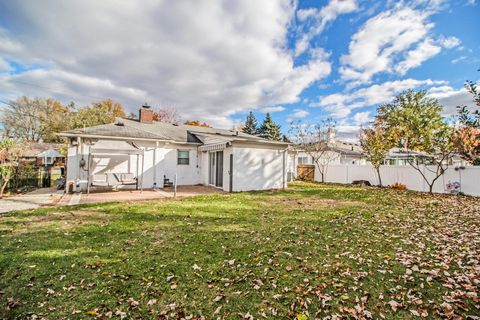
1,182,479,319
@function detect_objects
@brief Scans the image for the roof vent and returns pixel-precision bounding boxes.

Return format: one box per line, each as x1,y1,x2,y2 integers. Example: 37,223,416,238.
115,120,125,126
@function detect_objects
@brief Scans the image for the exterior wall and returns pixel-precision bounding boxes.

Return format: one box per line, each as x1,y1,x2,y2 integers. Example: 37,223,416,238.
66,138,200,192
315,164,480,196
232,143,287,192
66,138,288,193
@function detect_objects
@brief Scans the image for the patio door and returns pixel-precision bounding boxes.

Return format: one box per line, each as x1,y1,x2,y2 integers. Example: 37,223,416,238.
208,151,223,188
216,151,223,187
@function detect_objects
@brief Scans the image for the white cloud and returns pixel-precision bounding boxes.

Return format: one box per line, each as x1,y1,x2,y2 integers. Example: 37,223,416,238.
259,106,286,113
291,109,310,118
451,56,467,64
353,111,372,125
340,5,448,84
0,0,332,128
0,58,13,72
286,108,310,122
438,35,461,49
427,85,477,115
314,78,446,118
295,0,358,56
395,38,442,74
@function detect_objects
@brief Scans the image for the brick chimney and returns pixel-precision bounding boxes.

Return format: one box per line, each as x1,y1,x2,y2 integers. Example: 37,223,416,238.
139,103,153,124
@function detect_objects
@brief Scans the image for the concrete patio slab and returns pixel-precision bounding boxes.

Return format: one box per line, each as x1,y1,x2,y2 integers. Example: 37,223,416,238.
57,185,223,206
0,187,64,213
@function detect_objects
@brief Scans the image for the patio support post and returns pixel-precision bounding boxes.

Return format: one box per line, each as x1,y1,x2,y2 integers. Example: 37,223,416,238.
136,154,139,190
140,150,144,192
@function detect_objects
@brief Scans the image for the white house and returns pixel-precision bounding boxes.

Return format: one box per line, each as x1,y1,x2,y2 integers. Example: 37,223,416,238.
60,105,289,193
287,131,365,180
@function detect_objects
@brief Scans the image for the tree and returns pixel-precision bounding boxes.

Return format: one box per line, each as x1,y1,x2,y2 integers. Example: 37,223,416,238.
40,99,71,143
359,125,392,187
455,72,480,163
1,96,46,141
0,139,24,198
242,112,258,135
456,75,480,127
289,118,338,183
152,106,179,124
377,90,454,193
183,120,211,127
69,99,126,129
259,113,282,141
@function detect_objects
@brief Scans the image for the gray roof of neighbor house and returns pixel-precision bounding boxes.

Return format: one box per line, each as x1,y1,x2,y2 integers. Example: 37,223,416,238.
60,118,288,146
22,142,65,158
330,141,363,156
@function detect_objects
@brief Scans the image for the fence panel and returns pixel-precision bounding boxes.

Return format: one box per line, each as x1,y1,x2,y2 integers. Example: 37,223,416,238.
316,164,480,196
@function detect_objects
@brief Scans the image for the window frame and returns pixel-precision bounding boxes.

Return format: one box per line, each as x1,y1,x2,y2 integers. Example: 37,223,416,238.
177,150,190,165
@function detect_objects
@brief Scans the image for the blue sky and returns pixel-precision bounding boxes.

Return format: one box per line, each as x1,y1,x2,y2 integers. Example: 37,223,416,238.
0,0,479,140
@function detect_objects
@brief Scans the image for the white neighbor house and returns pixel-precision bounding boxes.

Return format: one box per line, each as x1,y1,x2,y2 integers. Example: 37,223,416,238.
60,105,289,193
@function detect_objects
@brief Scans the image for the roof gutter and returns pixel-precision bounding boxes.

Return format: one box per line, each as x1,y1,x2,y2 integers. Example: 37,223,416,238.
58,133,202,145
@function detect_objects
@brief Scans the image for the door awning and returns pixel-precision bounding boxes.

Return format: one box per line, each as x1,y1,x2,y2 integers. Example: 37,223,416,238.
198,142,230,152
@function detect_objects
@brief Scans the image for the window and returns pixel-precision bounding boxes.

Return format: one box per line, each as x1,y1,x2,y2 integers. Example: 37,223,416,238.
298,156,309,164
177,150,190,165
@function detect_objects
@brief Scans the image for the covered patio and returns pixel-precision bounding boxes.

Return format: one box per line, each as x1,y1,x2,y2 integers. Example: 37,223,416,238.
85,140,145,194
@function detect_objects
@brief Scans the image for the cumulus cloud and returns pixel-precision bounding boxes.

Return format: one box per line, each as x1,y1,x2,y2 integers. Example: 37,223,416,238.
394,38,442,75
340,6,435,83
0,58,13,72
259,106,286,113
286,108,310,122
427,85,477,115
352,111,372,125
0,0,332,128
339,2,459,85
313,78,446,118
438,35,461,49
295,0,358,56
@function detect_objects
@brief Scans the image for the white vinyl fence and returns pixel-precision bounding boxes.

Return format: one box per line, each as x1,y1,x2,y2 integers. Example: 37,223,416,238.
315,164,480,196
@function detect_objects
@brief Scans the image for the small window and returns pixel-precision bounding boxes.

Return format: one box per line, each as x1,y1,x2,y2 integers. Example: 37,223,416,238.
298,156,309,164
177,150,190,165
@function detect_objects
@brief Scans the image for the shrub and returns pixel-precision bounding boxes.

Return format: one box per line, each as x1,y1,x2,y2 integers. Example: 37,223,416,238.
390,182,407,190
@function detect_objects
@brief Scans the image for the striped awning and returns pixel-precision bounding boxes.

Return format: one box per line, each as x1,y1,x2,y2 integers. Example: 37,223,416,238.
198,142,230,152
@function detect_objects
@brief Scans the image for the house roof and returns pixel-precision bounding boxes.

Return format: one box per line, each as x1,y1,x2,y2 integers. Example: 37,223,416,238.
22,142,65,158
330,141,363,156
60,118,288,146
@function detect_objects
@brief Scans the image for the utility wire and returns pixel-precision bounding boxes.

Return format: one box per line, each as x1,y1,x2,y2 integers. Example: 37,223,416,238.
1,77,112,102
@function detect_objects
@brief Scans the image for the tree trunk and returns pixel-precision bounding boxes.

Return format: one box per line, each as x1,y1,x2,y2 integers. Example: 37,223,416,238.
428,183,433,194
0,177,9,199
375,167,382,187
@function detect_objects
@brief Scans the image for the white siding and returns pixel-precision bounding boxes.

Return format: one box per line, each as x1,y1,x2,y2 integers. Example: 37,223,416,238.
232,143,287,192
66,139,201,192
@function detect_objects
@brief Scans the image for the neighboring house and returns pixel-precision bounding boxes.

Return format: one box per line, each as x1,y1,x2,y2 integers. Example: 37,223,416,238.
287,131,365,180
382,148,470,167
60,105,289,193
21,143,65,167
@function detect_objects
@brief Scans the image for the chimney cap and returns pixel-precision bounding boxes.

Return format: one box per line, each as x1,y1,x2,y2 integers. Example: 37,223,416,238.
142,103,151,109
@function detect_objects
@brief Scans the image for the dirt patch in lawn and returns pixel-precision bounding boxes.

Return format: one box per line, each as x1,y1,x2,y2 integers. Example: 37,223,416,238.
1,210,110,235
271,197,365,210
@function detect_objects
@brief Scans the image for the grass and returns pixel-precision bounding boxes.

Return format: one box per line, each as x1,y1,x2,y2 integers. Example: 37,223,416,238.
0,182,479,319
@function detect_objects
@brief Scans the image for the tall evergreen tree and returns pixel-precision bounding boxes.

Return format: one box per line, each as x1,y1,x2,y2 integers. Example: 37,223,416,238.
242,111,258,135
259,113,282,141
